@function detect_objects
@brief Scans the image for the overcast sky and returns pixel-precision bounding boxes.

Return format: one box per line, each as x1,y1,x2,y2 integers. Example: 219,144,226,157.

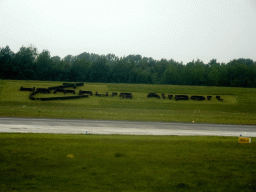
1,0,256,64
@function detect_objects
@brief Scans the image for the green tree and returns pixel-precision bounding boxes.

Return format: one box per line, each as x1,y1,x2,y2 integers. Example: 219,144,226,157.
50,56,65,81
0,45,15,79
36,50,52,80
12,46,38,80
207,59,221,86
106,53,119,65
63,54,74,65
218,63,229,86
236,58,254,87
153,59,168,84
162,60,179,85
126,54,142,65
90,56,110,82
69,58,91,82
51,56,61,63
110,57,133,83
185,59,207,85
136,69,152,84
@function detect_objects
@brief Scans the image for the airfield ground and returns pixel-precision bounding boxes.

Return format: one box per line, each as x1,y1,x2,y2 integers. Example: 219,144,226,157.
0,80,256,124
0,133,255,191
0,80,255,191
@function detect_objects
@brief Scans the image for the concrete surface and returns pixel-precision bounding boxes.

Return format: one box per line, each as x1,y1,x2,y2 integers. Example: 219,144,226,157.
1,117,256,137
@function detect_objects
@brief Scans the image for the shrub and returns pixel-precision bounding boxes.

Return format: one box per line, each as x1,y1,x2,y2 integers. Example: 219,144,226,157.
29,91,40,100
64,90,75,94
95,91,108,97
168,95,173,99
79,90,93,96
54,88,65,94
36,88,51,94
147,93,160,99
190,96,205,101
75,83,84,86
39,95,88,101
112,92,118,97
207,96,212,100
175,95,189,101
29,91,88,101
48,84,75,90
20,86,35,92
63,82,84,86
120,93,132,99
121,94,132,99
216,96,223,101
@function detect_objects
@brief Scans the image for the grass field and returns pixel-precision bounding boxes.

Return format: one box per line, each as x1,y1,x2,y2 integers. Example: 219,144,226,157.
1,81,256,191
0,133,255,191
0,80,256,124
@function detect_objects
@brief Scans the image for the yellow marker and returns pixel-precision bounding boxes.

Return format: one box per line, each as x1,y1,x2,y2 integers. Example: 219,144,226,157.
67,154,74,158
238,137,251,143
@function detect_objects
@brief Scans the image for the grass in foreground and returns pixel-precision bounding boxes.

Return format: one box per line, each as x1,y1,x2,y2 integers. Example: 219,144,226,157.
0,80,256,124
0,133,256,191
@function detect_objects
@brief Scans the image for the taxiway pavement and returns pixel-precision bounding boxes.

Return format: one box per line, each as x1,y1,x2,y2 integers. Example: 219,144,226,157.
0,117,256,137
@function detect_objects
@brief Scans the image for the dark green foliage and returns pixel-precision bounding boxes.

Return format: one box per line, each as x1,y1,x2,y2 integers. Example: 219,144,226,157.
36,50,52,80
39,95,88,101
62,83,84,86
75,83,84,86
64,89,75,94
216,95,223,101
54,88,65,94
175,95,189,100
48,85,74,90
79,90,93,95
112,92,118,97
1,45,256,88
95,92,108,97
0,46,15,79
29,90,88,101
10,46,37,80
114,152,125,158
190,95,206,100
36,88,51,93
63,83,71,85
20,86,35,91
207,96,212,100
29,91,39,100
90,56,110,82
168,94,173,99
119,92,132,98
147,93,160,98
27,83,89,101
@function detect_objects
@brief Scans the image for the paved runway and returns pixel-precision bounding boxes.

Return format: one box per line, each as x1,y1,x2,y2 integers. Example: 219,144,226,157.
0,117,256,137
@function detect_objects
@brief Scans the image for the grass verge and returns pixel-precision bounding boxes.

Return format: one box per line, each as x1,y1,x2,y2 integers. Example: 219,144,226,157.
0,133,255,191
0,80,256,124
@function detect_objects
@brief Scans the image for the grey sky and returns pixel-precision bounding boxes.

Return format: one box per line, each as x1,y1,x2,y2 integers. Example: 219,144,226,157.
1,0,256,64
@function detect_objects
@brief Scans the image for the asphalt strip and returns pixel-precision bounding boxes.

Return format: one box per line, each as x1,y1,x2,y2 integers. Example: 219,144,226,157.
1,124,256,137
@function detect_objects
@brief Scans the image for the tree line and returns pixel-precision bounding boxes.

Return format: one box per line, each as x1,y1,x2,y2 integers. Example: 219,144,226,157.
1,45,256,87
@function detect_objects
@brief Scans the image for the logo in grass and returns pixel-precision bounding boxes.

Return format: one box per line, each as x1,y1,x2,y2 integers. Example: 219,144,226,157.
67,154,74,158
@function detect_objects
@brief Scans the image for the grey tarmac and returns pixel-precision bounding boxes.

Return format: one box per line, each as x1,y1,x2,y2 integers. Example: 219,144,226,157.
0,117,256,137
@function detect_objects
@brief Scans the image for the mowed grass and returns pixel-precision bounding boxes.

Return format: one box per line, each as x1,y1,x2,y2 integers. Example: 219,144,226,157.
0,80,256,124
0,133,255,191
